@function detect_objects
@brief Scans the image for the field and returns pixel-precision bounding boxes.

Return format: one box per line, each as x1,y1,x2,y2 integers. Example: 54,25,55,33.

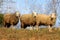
0,27,60,40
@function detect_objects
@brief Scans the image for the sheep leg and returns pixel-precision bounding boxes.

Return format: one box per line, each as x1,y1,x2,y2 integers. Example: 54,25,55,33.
5,25,7,28
48,25,52,32
10,22,14,28
4,22,7,28
35,22,39,31
35,25,39,31
21,22,25,29
5,24,7,28
5,23,7,28
29,25,34,30
10,24,16,29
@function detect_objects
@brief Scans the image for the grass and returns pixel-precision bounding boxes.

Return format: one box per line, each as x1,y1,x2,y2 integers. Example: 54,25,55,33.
0,27,60,40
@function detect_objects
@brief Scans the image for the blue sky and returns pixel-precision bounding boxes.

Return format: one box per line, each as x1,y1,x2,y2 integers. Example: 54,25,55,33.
2,0,52,14
1,0,60,27
15,0,51,14
15,0,54,14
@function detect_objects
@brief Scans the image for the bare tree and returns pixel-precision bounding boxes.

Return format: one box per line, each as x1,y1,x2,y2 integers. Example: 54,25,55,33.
0,0,3,13
25,0,42,14
51,0,60,26
30,0,42,14
52,0,57,13
46,0,57,15
0,0,16,13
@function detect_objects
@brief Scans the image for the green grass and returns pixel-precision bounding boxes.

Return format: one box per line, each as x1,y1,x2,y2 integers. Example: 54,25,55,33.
0,27,60,40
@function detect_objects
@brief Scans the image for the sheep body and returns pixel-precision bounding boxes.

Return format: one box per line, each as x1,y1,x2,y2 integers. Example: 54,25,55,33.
20,14,36,28
36,13,56,26
3,12,20,28
35,13,57,31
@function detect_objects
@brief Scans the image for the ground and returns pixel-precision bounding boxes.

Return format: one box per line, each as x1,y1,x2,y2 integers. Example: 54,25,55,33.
0,27,60,40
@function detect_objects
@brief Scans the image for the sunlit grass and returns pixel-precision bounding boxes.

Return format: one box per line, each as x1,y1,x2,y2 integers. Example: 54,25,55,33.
0,27,60,40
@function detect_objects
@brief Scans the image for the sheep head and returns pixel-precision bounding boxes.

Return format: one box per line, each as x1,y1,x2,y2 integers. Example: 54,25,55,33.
15,11,20,18
50,13,57,24
51,13,56,19
32,11,37,18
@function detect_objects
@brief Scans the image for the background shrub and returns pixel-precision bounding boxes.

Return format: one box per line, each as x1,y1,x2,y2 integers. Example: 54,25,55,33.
0,13,4,27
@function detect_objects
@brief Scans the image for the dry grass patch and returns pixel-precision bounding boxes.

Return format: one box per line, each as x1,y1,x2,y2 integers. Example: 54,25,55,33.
0,27,60,40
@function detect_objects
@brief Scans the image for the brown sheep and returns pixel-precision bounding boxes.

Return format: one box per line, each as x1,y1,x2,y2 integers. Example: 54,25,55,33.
20,12,37,29
3,11,20,28
35,13,57,31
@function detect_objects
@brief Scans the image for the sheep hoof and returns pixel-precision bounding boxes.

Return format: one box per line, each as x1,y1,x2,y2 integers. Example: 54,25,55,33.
10,25,16,30
34,27,39,31
49,28,52,32
36,28,39,31
29,27,34,30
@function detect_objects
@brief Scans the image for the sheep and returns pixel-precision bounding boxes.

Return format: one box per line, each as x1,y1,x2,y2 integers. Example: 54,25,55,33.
3,11,20,28
35,13,57,32
20,12,37,30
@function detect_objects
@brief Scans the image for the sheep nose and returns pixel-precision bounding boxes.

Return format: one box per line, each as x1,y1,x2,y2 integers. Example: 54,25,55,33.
34,16,36,18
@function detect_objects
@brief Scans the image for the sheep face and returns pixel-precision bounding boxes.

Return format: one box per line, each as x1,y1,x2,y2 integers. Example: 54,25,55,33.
50,13,56,19
32,11,37,18
15,12,20,17
50,13,57,25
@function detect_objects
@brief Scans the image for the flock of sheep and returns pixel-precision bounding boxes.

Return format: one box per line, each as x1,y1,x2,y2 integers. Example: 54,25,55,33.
3,11,57,32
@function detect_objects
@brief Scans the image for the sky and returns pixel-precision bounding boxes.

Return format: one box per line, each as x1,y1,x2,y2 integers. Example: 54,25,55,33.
3,0,50,14
16,0,54,14
16,0,51,14
2,0,52,14
1,0,60,27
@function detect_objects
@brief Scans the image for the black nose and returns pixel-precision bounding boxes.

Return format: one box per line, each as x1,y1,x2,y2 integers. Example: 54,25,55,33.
34,16,36,18
51,17,53,21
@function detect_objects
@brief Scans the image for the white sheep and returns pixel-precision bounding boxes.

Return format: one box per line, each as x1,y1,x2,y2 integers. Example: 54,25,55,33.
3,11,20,28
20,11,37,30
35,13,57,32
